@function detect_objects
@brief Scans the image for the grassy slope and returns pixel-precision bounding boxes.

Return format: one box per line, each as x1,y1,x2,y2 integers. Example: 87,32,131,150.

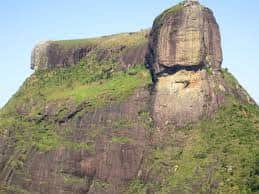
135,98,258,194
52,30,148,49
0,51,151,191
125,70,259,194
0,32,152,188
0,64,151,149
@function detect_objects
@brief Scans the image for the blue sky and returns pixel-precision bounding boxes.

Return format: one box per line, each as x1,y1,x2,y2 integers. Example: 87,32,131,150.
0,0,258,107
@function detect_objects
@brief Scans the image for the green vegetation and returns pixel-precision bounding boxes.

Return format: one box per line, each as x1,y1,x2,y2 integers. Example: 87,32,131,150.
138,111,155,137
205,66,213,76
112,119,135,130
53,30,148,49
63,174,86,185
1,57,151,120
0,39,152,190
0,185,37,194
0,65,150,171
2,55,151,119
0,54,151,191
221,68,241,89
0,27,258,193
111,136,131,144
125,96,258,193
124,180,147,194
46,68,150,105
0,118,95,178
153,2,184,29
1,58,258,193
93,179,111,190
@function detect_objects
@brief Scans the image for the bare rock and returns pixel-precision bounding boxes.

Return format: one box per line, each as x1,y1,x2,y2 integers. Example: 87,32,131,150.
0,1,257,194
31,41,51,70
31,41,95,70
145,1,226,127
31,32,149,70
146,1,223,78
152,70,224,127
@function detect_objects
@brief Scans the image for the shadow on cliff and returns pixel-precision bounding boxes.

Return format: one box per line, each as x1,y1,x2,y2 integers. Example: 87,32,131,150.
156,64,204,76
146,62,204,83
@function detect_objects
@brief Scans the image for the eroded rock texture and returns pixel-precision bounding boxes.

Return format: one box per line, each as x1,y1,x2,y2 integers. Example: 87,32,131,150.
0,1,257,194
146,1,226,127
31,41,94,70
146,1,222,77
31,31,149,70
152,70,222,127
0,88,151,194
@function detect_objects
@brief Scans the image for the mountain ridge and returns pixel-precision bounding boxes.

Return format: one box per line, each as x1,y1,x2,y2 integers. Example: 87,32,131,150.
0,1,258,194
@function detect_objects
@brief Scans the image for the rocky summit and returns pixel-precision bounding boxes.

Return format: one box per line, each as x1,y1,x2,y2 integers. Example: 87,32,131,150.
0,1,258,194
31,31,149,70
147,0,222,74
148,0,225,127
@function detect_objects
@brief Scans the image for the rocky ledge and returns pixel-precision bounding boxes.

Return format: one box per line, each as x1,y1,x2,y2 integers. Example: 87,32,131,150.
31,31,149,70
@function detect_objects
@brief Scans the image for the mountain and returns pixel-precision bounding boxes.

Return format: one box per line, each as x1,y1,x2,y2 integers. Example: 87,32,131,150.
0,1,258,193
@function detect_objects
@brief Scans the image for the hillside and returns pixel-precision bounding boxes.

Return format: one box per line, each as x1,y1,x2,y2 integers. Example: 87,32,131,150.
0,1,258,194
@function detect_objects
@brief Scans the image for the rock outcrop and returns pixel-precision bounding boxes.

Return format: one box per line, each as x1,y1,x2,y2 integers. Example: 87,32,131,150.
31,41,94,70
0,88,150,194
146,0,222,79
31,31,149,70
0,1,257,194
146,1,227,127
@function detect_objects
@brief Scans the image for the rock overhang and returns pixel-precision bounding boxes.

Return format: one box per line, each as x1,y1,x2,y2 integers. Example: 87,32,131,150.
30,0,223,87
1,2,258,193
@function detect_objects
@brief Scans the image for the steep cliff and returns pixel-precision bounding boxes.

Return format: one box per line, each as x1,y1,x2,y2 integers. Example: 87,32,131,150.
147,0,225,127
0,1,258,194
31,31,149,70
146,0,222,76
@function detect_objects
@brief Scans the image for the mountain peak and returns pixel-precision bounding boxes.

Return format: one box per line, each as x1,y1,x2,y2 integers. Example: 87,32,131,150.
1,2,258,194
147,0,222,79
184,0,199,4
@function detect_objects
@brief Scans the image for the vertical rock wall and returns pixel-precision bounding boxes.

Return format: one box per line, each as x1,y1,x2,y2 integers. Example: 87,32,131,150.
31,32,149,70
147,1,224,127
146,1,223,77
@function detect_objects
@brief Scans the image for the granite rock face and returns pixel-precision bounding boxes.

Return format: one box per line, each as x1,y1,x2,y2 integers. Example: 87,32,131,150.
146,1,225,127
152,70,222,127
0,88,150,194
0,1,257,194
31,31,149,70
146,1,222,78
31,41,94,70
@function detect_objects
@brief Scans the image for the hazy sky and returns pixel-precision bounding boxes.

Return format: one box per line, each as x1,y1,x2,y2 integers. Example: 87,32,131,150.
0,0,258,107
